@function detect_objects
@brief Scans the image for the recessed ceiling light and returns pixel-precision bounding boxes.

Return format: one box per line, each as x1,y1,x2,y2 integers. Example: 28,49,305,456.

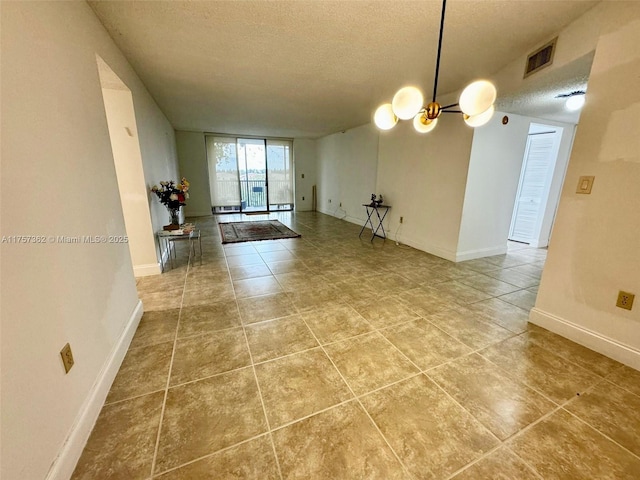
565,95,585,111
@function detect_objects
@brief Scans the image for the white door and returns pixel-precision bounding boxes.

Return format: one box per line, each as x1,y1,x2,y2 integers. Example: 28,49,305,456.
509,132,557,243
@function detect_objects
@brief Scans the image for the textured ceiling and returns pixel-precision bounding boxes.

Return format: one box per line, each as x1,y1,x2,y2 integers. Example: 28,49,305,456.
89,0,599,138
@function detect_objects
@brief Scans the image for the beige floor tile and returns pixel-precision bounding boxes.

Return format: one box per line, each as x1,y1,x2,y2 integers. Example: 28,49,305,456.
129,309,179,349
425,281,493,305
260,250,296,263
255,348,352,427
607,366,640,397
254,242,287,252
451,447,540,480
398,267,449,285
274,271,327,291
245,314,318,362
233,275,283,298
324,332,420,395
223,245,257,256
381,318,472,370
155,368,267,473
397,288,451,317
509,409,640,479
266,259,309,274
178,300,241,338
273,401,409,479
428,354,555,440
499,289,538,310
466,297,531,333
302,303,373,344
106,342,173,403
350,295,419,329
237,292,297,324
361,375,499,479
71,392,163,480
426,306,515,350
287,284,345,312
228,263,272,280
456,273,522,296
155,435,279,479
525,327,621,376
485,269,539,289
565,381,640,456
182,283,234,307
170,327,251,385
225,253,265,267
426,263,479,280
141,289,183,311
457,258,504,274
480,335,601,403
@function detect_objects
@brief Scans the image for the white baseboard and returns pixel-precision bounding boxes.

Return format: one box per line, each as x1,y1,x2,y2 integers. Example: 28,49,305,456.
455,245,509,262
133,263,161,277
529,307,640,370
45,300,144,480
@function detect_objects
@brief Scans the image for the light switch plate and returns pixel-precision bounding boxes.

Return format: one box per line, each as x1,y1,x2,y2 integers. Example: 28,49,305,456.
576,176,595,194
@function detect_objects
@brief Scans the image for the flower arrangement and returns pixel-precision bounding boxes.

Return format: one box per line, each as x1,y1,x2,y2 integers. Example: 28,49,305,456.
151,178,190,209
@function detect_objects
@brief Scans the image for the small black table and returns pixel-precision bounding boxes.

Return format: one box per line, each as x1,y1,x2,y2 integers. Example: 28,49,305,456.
359,204,391,241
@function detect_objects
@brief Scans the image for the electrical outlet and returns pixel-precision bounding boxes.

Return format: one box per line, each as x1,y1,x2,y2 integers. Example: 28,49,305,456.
302,196,305,201
60,343,75,373
400,216,404,224
328,199,331,203
339,202,342,207
301,173,305,179
616,291,635,310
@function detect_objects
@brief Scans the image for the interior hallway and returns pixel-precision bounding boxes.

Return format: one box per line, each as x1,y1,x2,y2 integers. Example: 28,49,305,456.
72,212,640,479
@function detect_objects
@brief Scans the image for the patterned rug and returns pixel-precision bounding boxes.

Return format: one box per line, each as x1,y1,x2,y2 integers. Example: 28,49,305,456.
218,220,301,244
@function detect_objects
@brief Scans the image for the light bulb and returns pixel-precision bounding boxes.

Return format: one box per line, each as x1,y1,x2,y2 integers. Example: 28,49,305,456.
392,86,424,120
374,103,398,130
459,80,497,116
464,105,495,127
565,95,585,111
413,113,438,133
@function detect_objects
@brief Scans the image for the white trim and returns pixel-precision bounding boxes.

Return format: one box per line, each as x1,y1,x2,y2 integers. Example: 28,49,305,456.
133,263,161,277
45,300,144,480
529,307,640,370
455,245,509,262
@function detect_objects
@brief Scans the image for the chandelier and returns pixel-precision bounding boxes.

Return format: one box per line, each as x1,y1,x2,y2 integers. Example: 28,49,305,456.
374,0,497,133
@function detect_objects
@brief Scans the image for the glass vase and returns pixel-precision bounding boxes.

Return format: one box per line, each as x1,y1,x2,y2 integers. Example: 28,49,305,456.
165,207,180,230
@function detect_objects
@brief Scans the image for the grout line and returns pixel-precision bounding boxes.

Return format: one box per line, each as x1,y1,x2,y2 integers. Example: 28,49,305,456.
149,242,191,478
297,314,418,480
225,247,284,480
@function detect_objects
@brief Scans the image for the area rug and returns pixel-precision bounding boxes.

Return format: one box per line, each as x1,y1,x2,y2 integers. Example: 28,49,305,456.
218,220,301,244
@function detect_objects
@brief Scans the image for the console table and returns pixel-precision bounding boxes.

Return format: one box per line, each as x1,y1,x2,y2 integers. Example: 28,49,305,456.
157,229,202,271
359,204,391,242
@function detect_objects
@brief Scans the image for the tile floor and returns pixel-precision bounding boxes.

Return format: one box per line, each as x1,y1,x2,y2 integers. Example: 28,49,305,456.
72,212,640,479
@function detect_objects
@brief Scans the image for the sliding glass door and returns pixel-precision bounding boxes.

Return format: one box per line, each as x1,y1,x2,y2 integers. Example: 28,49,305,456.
206,136,293,214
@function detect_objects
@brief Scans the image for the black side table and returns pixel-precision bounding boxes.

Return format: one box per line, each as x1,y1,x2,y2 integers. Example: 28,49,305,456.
359,204,391,241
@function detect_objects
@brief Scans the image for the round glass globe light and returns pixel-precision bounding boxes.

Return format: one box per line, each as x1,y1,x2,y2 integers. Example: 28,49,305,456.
392,86,424,120
413,114,438,133
565,95,585,111
374,103,398,130
459,80,497,116
464,105,495,127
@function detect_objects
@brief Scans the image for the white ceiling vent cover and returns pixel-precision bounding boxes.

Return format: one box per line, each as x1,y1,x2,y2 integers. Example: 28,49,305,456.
524,37,557,78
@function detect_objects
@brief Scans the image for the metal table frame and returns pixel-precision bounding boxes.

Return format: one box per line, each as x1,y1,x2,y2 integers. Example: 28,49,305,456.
157,229,202,271
359,204,391,241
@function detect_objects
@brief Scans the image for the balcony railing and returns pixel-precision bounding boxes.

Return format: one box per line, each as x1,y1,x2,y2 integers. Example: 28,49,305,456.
212,179,292,210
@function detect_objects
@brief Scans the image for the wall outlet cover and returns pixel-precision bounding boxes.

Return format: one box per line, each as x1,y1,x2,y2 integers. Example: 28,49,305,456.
576,175,595,194
616,291,635,310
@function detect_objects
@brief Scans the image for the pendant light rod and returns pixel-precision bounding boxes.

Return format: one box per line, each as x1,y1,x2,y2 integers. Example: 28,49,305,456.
432,0,448,103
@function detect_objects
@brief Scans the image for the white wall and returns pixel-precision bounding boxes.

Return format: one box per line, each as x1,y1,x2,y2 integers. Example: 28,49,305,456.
456,112,575,260
377,116,474,261
292,139,317,212
101,86,160,276
530,1,640,370
0,2,178,479
176,131,212,217
316,124,379,223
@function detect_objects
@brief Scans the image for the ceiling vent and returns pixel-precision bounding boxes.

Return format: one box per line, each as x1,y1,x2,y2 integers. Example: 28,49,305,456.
524,37,557,78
